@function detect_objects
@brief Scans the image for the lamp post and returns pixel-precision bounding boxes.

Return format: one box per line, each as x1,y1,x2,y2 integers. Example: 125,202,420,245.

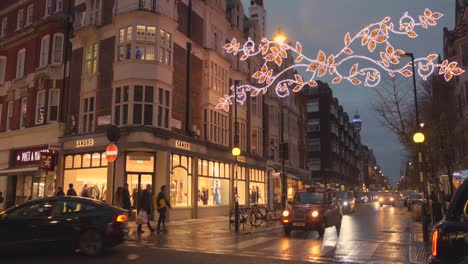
232,80,241,232
273,28,288,210
403,52,429,243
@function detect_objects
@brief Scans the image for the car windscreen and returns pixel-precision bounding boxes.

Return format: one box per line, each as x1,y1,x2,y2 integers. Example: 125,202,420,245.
336,192,349,199
294,192,324,205
409,193,422,199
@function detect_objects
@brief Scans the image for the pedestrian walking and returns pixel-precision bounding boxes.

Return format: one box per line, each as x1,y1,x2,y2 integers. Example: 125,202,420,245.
156,185,171,233
66,183,77,196
55,187,65,196
137,184,155,234
115,187,123,207
122,183,132,217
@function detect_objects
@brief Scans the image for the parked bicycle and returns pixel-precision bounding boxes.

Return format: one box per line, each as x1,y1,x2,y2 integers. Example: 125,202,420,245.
229,204,275,228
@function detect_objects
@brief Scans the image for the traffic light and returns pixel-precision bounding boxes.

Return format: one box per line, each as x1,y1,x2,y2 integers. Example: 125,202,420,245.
279,143,289,160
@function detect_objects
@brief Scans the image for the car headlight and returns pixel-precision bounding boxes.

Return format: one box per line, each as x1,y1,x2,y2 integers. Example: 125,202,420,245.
343,201,349,206
311,211,319,218
390,197,394,201
379,197,383,202
282,210,289,217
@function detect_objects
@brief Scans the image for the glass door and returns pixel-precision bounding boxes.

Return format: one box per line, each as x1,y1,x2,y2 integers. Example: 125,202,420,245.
127,173,154,211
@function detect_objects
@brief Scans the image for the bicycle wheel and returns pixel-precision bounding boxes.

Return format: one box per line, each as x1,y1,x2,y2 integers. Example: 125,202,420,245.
229,208,236,228
265,211,275,225
250,210,263,227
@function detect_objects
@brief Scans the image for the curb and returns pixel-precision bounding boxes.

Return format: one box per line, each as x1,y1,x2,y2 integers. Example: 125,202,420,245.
408,220,431,264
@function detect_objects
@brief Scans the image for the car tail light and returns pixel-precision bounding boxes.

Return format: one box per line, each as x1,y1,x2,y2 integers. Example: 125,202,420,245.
115,214,128,223
432,230,438,257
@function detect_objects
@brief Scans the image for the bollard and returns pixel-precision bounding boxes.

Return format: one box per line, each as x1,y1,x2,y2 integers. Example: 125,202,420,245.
431,201,442,224
422,200,430,243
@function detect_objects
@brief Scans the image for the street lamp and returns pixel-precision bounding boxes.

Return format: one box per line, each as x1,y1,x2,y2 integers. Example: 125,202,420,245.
402,52,428,243
232,80,240,232
273,27,287,45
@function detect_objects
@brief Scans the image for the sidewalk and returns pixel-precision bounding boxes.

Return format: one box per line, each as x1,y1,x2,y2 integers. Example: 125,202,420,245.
409,220,432,264
126,215,282,241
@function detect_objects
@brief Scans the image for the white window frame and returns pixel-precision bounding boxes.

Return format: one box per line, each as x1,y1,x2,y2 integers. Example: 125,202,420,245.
36,90,46,124
52,33,64,64
158,28,172,65
48,89,59,122
45,0,52,17
1,17,7,37
56,0,63,12
16,48,26,78
6,101,13,131
26,5,33,26
81,96,95,133
114,86,129,126
156,87,170,129
0,56,6,84
17,9,24,30
132,85,155,126
40,35,50,67
85,43,98,75
20,97,27,129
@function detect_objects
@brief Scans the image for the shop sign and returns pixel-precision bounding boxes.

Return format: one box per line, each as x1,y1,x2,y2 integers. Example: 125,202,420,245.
75,138,95,148
14,146,56,166
237,156,246,163
105,143,119,162
175,140,191,151
39,152,56,171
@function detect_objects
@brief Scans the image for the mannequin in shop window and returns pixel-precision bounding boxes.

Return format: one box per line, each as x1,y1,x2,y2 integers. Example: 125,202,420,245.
81,184,90,198
213,180,221,205
177,180,184,204
170,180,177,206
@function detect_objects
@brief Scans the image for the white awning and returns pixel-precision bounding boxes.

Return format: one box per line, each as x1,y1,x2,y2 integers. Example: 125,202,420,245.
0,167,38,175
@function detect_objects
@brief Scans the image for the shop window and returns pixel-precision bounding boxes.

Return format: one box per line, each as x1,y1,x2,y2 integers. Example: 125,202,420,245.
73,155,82,168
249,169,266,204
197,159,230,207
126,152,154,173
65,156,73,169
234,165,246,205
101,153,108,167
91,153,101,167
170,154,193,208
82,154,91,168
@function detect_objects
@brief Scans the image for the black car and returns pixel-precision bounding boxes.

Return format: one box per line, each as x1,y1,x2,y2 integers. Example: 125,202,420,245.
430,179,468,263
0,196,128,256
336,191,355,214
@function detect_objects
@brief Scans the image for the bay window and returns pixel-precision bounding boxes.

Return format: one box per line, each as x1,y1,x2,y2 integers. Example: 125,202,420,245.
36,90,46,124
6,101,13,131
114,85,169,128
40,35,50,67
48,89,59,122
158,29,172,65
16,49,26,78
52,34,64,64
20,97,27,128
203,108,228,146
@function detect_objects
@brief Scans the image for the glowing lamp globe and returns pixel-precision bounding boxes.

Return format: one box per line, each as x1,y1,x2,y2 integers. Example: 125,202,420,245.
413,132,425,144
232,147,241,156
273,34,286,45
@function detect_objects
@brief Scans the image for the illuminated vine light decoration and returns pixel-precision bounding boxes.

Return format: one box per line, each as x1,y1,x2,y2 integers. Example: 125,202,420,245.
215,9,464,112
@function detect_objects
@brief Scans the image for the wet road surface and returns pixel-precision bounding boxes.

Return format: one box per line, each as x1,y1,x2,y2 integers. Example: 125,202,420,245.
3,202,411,264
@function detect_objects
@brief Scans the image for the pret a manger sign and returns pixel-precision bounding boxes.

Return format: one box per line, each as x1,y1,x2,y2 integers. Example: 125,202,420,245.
14,146,56,166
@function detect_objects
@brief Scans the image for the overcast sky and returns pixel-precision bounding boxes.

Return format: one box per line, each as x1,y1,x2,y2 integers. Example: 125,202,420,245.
241,0,455,186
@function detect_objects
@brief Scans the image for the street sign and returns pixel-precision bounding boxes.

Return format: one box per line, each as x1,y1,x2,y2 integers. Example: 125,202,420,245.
105,143,118,162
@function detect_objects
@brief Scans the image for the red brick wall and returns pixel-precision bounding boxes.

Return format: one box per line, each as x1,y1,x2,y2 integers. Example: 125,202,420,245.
172,43,203,135
177,1,204,47
96,36,115,130
67,47,83,134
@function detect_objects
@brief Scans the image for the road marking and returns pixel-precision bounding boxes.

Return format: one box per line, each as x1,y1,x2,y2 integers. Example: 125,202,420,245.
348,241,379,258
227,236,278,249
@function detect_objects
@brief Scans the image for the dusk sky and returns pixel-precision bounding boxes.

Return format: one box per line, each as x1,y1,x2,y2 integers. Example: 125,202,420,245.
241,0,455,186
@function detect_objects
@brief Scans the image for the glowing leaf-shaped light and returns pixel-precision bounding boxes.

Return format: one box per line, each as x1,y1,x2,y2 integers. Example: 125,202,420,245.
292,85,303,92
426,54,438,61
401,69,413,77
296,55,304,63
344,32,351,46
295,74,304,85
351,78,362,85
296,42,302,53
332,77,342,84
307,62,320,72
368,41,377,52
309,80,318,87
317,50,326,63
350,63,359,76
317,65,327,77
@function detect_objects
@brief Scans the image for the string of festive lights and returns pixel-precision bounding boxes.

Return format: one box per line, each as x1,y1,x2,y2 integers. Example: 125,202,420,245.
215,9,464,112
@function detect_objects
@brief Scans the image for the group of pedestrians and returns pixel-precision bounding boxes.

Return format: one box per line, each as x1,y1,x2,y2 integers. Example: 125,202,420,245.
134,184,171,235
55,182,170,235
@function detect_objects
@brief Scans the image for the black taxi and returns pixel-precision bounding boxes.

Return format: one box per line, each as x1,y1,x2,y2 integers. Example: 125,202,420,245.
281,187,342,237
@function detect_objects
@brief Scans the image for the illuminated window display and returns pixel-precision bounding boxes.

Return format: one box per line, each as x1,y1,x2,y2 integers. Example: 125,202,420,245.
126,152,154,210
170,154,193,207
198,159,230,206
249,169,266,205
234,165,246,205
287,178,299,201
64,152,108,201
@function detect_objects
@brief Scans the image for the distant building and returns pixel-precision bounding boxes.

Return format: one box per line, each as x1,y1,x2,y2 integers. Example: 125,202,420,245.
305,81,361,189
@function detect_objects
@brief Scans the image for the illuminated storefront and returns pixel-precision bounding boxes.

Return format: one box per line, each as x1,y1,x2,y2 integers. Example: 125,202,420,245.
63,152,108,200
249,168,265,205
197,159,230,206
125,152,155,210
170,153,193,207
234,165,247,205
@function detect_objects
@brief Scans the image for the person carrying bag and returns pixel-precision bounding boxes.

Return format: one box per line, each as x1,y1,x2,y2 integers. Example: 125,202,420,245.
137,184,155,234
156,185,171,233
